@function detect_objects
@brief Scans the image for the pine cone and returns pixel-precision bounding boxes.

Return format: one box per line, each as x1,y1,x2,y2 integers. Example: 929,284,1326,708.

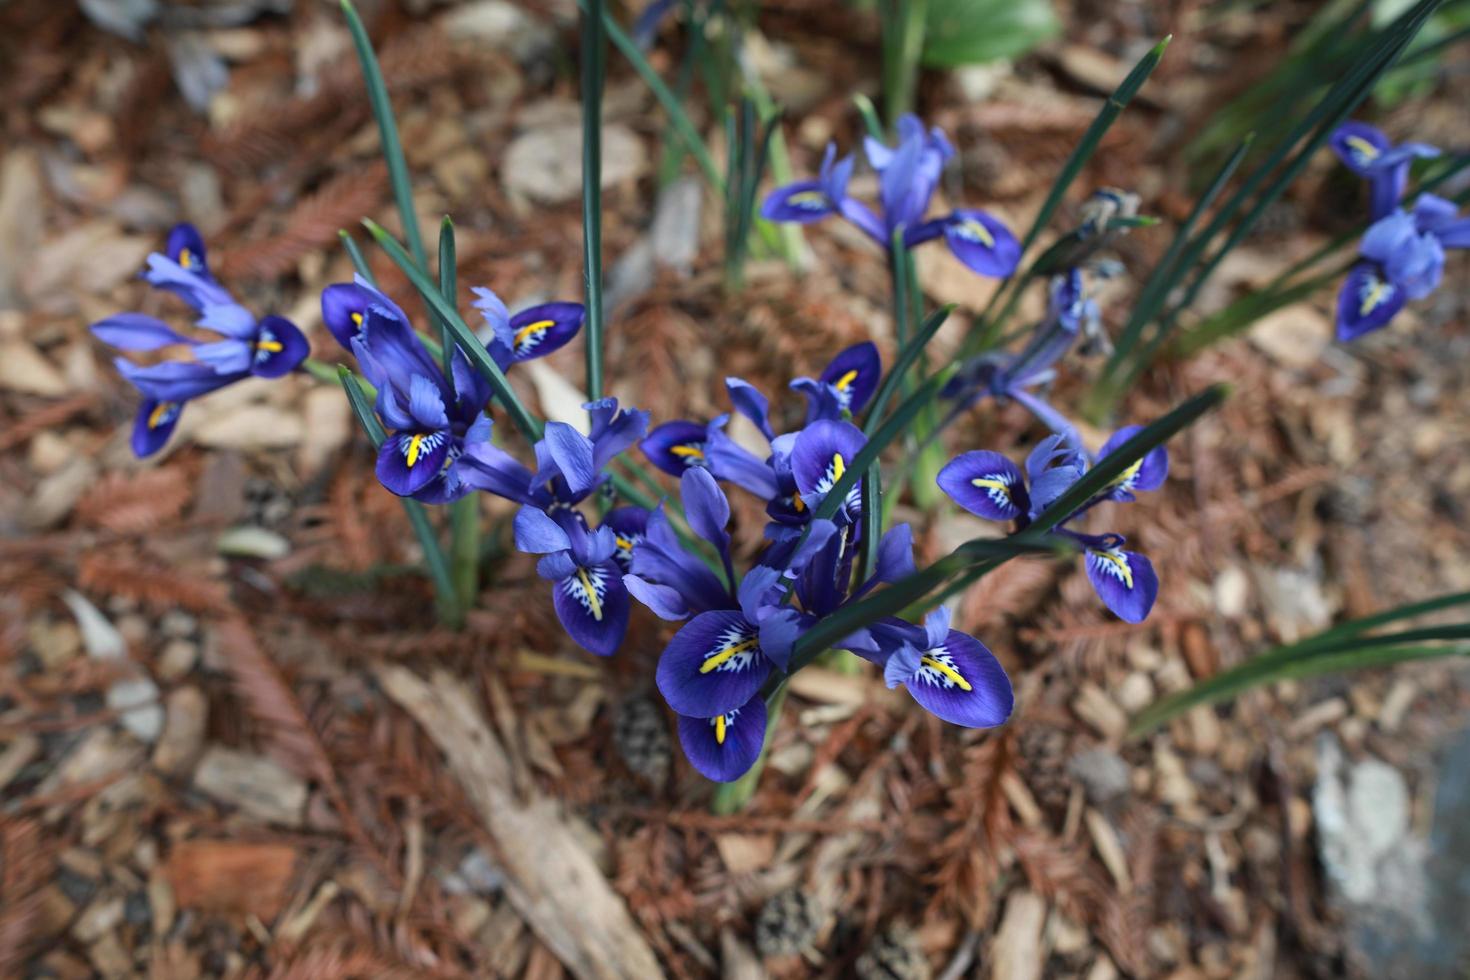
754,887,823,958
613,696,671,786
856,925,931,980
1017,724,1072,813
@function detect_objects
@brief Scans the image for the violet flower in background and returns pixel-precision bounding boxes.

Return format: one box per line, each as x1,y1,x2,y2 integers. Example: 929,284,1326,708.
1328,121,1470,342
91,222,308,457
761,114,1022,278
1337,193,1470,341
937,427,1168,623
1330,121,1440,222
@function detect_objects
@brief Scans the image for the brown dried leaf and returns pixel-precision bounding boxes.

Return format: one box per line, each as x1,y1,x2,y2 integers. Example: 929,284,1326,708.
76,467,194,534
77,551,231,613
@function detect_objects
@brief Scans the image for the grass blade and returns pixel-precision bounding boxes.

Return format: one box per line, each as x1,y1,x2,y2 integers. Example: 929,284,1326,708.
1019,36,1169,252
363,219,544,442
864,304,955,434
338,230,377,285
340,0,428,270
582,0,607,409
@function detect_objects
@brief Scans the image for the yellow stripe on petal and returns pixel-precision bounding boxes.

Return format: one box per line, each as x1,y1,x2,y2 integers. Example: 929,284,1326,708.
576,568,604,621
406,434,426,468
831,453,846,482
700,636,759,674
1094,550,1135,589
670,444,705,461
920,655,972,691
256,340,284,353
969,476,1013,498
833,369,859,392
714,714,727,745
513,319,555,352
147,402,175,430
350,311,364,327
178,248,193,269
1345,135,1380,162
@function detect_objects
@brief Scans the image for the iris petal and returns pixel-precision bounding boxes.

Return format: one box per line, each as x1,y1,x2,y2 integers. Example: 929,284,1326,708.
677,694,767,782
553,561,629,657
1084,547,1158,624
656,610,771,718
897,629,1014,728
936,450,1027,522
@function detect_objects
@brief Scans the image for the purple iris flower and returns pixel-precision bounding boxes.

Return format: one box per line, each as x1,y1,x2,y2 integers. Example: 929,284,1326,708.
942,269,1096,451
937,428,1167,623
854,607,1013,728
1336,193,1470,342
321,276,411,351
456,397,649,511
91,222,308,457
1329,121,1440,221
472,288,586,369
349,305,494,503
670,343,881,532
761,114,1021,279
514,507,631,657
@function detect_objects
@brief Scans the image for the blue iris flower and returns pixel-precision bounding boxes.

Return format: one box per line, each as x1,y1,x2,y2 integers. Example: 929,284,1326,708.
1337,193,1470,341
761,114,1021,279
347,304,495,503
91,223,309,457
1328,122,1469,342
852,607,1014,729
938,429,1169,623
514,507,632,657
941,268,1099,452
1330,121,1440,223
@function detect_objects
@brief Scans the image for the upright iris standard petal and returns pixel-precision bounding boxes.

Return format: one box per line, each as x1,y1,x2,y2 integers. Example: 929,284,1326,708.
677,694,768,783
894,629,1014,728
818,342,881,415
376,428,451,496
1360,210,1444,300
90,313,189,351
1336,262,1406,342
641,419,709,475
165,223,211,278
681,467,732,556
726,378,775,441
1096,426,1169,498
791,419,867,514
248,315,309,378
942,209,1022,278
501,302,585,363
542,422,600,495
656,610,771,718
321,279,409,349
553,559,629,657
937,451,1028,522
1084,545,1159,624
131,399,184,457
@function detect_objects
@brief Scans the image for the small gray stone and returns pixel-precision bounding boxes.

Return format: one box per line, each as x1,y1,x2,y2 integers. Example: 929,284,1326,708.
1067,747,1131,806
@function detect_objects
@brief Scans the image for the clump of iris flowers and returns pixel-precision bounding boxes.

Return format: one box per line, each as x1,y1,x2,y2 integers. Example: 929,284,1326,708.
623,351,1015,782
90,223,309,456
1329,121,1470,342
761,114,1022,279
